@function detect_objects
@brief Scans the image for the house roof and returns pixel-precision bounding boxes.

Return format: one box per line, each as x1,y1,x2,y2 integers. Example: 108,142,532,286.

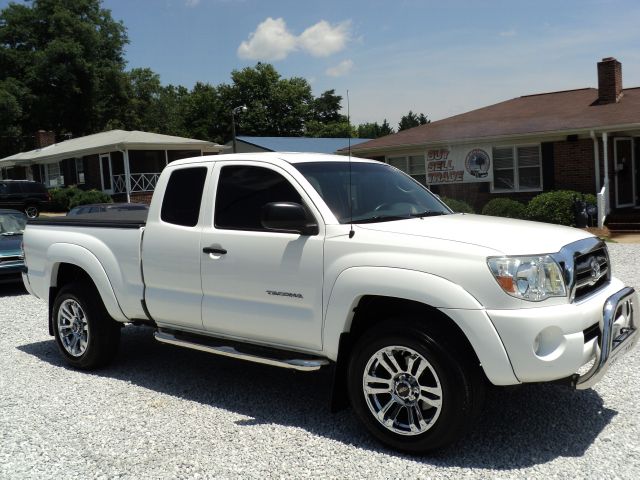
0,130,223,166
235,136,372,154
346,87,640,153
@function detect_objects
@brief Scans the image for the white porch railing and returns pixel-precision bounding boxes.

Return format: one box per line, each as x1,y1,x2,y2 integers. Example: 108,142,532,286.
597,184,610,229
112,173,160,194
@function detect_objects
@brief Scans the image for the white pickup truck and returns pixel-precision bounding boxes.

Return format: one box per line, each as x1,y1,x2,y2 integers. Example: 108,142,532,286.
22,153,637,453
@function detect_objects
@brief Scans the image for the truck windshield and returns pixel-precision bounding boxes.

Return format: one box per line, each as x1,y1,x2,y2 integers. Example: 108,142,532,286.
294,161,451,224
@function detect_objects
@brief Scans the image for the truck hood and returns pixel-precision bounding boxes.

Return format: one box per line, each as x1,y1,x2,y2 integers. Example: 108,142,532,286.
356,213,592,255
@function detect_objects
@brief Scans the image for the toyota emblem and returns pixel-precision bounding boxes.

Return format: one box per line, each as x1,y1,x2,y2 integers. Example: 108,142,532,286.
590,257,601,284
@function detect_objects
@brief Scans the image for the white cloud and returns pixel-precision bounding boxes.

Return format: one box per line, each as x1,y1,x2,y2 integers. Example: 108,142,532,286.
184,0,201,6
326,59,353,77
237,18,351,61
237,17,297,61
299,20,351,57
499,29,517,37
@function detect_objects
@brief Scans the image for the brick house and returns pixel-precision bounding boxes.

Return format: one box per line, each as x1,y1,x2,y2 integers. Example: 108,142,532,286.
0,130,223,203
344,57,640,228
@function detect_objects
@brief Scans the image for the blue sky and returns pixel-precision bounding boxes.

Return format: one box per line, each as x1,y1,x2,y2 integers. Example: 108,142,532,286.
4,0,640,127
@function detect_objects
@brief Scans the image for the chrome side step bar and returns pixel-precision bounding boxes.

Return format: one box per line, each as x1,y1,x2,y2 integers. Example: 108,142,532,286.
154,330,329,372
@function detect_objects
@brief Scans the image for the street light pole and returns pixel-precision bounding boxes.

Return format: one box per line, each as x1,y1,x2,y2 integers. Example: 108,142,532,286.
231,105,247,153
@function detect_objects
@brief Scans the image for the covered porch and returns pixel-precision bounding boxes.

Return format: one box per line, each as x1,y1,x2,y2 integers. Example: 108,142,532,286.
0,130,224,203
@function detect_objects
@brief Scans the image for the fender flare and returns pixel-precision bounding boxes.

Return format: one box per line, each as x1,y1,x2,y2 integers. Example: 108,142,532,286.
47,243,128,323
322,266,517,385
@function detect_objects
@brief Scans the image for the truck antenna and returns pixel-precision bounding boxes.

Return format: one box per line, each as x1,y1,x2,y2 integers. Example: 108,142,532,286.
347,90,354,239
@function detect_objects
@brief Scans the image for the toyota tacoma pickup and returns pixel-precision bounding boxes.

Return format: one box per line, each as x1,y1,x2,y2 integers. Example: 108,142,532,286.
21,153,638,453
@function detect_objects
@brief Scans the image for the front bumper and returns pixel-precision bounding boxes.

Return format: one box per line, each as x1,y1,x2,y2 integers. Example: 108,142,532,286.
486,280,638,385
573,286,638,389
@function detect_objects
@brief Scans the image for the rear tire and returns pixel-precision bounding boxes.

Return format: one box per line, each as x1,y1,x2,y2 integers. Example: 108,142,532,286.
52,282,121,369
347,319,485,454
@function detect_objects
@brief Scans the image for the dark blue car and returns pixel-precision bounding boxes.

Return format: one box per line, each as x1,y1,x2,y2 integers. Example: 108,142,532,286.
0,209,26,283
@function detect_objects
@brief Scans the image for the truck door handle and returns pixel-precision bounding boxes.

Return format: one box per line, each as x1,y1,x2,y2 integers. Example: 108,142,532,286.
203,246,227,255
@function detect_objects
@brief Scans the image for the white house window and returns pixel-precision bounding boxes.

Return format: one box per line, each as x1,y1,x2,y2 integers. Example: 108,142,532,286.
491,145,542,192
46,162,64,187
386,155,426,185
75,158,85,184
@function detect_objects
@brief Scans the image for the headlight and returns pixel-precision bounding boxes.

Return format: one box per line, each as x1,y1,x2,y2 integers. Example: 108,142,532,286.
487,255,566,301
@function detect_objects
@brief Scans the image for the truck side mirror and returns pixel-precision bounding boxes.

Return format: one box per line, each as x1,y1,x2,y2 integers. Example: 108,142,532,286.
261,202,319,235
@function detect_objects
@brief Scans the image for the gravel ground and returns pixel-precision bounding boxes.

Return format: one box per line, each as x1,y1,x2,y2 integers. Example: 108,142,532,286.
1,243,639,479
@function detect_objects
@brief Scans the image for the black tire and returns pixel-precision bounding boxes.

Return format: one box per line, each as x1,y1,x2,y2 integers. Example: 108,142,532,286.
52,282,121,369
347,319,485,454
24,204,39,218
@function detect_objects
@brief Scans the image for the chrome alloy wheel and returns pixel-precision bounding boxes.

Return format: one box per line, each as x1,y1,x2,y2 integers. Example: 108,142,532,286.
57,299,90,357
362,346,443,436
24,206,38,218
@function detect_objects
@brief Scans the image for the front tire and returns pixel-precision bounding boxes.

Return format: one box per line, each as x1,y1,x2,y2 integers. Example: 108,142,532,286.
347,320,484,454
52,283,121,369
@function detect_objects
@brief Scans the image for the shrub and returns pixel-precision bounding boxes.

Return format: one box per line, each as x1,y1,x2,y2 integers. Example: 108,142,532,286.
440,196,474,214
583,193,597,205
68,190,113,208
481,198,527,219
525,190,595,226
48,186,83,211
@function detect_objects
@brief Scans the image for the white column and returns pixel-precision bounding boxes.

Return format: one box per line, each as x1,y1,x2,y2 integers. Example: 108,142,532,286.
124,149,132,203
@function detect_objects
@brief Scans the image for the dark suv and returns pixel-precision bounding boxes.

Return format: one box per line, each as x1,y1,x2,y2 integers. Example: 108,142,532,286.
0,180,50,218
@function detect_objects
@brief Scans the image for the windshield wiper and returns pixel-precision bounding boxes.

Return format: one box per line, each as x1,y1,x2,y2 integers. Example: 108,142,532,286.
0,231,22,236
351,215,410,224
410,210,448,218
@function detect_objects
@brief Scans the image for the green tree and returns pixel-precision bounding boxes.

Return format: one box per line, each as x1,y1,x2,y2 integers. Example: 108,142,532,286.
156,84,190,138
305,119,354,138
219,63,314,138
304,88,353,137
310,89,344,123
0,78,28,154
357,119,394,138
181,82,225,142
398,110,430,131
123,67,186,134
0,0,129,152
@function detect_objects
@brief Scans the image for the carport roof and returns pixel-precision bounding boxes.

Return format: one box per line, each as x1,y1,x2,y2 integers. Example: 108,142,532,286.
0,130,223,166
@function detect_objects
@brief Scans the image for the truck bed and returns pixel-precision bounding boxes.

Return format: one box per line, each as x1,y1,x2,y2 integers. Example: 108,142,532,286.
23,210,147,320
29,210,148,228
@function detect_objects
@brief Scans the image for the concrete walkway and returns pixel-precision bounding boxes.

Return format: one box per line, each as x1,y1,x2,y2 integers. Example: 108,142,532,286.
608,233,640,243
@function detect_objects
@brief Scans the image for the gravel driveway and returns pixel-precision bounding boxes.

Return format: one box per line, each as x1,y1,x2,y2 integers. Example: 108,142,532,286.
1,243,639,479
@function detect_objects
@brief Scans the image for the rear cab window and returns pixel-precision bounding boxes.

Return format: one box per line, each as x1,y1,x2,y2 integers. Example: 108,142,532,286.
161,167,208,227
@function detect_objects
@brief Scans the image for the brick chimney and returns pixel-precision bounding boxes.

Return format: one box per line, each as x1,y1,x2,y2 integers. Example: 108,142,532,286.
597,57,623,104
34,130,55,148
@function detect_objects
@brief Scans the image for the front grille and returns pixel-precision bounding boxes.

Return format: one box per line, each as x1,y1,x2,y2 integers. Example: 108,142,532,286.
574,247,609,301
553,238,611,303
